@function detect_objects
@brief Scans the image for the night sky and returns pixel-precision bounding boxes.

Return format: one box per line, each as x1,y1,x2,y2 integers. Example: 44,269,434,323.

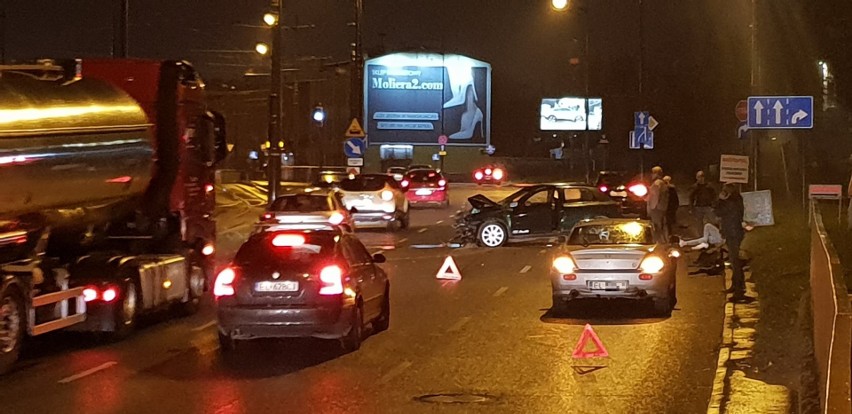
4,0,844,177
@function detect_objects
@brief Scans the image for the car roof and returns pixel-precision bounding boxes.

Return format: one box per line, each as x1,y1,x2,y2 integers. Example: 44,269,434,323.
515,182,595,189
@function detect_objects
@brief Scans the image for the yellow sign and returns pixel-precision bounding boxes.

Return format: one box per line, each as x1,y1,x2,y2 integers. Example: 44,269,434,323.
439,150,447,156
345,118,366,138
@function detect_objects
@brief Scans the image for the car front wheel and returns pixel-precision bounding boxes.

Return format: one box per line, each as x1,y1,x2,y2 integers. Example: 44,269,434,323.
478,221,508,248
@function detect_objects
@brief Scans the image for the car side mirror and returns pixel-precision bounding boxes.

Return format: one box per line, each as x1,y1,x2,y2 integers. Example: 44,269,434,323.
509,202,519,209
349,207,359,214
372,253,387,264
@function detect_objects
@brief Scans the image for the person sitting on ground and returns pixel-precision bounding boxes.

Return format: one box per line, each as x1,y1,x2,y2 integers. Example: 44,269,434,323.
679,221,724,251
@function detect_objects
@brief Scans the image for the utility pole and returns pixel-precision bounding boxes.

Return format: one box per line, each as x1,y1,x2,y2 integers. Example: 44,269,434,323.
350,0,364,121
267,0,284,204
0,2,6,64
750,0,760,191
112,0,128,58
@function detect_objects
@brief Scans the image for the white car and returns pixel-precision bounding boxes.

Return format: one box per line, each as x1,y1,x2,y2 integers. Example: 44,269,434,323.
547,107,586,123
257,191,354,233
338,174,410,231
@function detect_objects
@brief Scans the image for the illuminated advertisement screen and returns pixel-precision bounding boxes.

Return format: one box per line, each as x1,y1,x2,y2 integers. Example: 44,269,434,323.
540,97,603,131
365,53,491,146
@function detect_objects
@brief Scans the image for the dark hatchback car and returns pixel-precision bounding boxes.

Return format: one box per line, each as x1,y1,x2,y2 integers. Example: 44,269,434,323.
594,171,648,217
215,229,390,352
454,184,621,247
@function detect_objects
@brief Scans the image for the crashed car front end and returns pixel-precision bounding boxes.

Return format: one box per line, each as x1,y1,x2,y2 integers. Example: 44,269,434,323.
450,195,501,246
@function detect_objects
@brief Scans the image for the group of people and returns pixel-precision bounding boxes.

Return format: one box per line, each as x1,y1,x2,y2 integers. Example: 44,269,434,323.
645,166,753,303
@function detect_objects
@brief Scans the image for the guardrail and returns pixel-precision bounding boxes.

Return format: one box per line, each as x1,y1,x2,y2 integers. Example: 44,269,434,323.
810,201,852,413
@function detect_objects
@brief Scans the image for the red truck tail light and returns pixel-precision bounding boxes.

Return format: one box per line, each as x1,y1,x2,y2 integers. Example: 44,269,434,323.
319,265,344,295
101,287,119,302
599,185,608,193
214,267,237,297
82,286,98,302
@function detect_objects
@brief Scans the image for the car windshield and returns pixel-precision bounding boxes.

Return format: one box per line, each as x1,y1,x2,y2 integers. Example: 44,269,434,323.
340,175,388,192
597,173,628,187
569,222,654,245
270,195,330,212
498,188,528,205
234,232,335,269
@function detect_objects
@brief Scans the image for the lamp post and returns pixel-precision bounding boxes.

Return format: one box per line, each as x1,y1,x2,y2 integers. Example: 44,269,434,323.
264,4,283,204
351,0,365,121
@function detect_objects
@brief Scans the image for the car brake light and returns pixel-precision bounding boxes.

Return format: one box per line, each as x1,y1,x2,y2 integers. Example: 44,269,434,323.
329,212,344,225
474,171,484,180
261,212,274,221
401,179,409,188
101,287,118,302
82,287,98,302
553,256,577,274
599,185,608,193
319,265,344,295
639,274,653,281
380,190,394,201
562,274,577,281
492,168,504,180
438,179,447,187
629,184,648,197
205,184,215,193
214,267,237,297
485,168,493,175
272,234,306,247
201,243,215,256
640,256,665,273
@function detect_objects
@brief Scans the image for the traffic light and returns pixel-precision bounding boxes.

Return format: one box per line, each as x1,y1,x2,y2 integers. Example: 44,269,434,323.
311,104,326,127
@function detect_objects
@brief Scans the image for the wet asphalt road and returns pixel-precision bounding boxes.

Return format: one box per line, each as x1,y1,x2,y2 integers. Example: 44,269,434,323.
0,185,726,414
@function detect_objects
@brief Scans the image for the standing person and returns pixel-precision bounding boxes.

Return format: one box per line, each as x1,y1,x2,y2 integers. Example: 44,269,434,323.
647,166,669,243
715,183,751,302
663,176,680,236
690,170,717,226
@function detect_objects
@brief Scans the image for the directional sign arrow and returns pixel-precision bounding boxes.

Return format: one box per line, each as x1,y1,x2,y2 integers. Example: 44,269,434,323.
773,101,784,125
638,112,646,125
791,109,809,125
648,116,659,131
753,101,764,125
346,141,362,156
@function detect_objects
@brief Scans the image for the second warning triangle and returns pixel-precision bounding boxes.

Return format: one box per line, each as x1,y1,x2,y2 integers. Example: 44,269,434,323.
436,256,462,280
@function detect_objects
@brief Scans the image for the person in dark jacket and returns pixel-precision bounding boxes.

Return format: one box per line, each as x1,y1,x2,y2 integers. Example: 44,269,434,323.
663,176,680,236
714,183,751,302
690,170,717,226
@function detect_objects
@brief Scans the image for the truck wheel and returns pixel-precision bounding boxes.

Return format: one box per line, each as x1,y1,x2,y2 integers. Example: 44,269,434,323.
180,265,205,316
112,281,138,340
0,287,25,375
478,221,508,248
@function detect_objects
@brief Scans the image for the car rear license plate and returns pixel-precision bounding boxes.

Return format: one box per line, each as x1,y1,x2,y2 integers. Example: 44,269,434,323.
255,281,299,292
610,191,627,197
415,189,433,196
587,280,628,291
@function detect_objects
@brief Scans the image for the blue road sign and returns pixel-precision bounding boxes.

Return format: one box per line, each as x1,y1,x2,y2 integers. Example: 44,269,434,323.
344,138,366,158
737,122,749,140
747,96,814,129
629,128,654,150
634,112,650,127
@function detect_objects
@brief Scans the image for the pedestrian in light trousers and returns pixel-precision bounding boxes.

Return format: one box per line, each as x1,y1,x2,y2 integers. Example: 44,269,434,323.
647,166,669,244
715,183,751,302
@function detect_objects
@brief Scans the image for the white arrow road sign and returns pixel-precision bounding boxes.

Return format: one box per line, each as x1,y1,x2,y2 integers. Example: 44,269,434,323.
346,141,362,156
753,101,764,125
773,101,783,125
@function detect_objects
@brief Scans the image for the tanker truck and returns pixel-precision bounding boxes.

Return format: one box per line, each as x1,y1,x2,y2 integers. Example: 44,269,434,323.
0,59,228,374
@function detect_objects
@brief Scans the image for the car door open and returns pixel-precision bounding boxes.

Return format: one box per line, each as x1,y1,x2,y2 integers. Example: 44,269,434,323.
511,188,557,235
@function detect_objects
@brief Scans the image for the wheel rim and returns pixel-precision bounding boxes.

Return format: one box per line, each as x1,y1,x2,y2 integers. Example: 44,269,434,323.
0,296,20,353
122,284,137,326
480,224,505,247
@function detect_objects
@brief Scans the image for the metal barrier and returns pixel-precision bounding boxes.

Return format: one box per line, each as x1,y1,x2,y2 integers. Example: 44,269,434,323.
810,201,852,413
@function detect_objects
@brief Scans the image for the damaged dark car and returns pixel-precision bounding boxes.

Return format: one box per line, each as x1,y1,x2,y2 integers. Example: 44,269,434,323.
453,184,622,247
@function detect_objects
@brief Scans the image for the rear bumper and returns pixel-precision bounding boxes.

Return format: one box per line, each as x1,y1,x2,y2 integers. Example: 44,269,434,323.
407,190,447,205
353,211,397,228
217,303,354,340
551,272,672,301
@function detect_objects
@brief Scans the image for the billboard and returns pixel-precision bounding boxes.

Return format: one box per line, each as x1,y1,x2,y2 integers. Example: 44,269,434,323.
365,53,491,146
540,97,603,131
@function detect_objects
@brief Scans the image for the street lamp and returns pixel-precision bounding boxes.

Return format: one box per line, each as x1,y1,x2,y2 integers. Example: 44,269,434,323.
551,0,569,11
263,13,278,27
254,42,269,56
312,104,327,125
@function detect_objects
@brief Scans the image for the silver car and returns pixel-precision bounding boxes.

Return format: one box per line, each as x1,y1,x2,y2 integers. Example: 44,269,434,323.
257,191,354,233
550,219,679,316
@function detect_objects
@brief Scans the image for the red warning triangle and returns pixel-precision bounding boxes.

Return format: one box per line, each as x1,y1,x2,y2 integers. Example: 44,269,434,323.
571,324,609,358
436,256,461,280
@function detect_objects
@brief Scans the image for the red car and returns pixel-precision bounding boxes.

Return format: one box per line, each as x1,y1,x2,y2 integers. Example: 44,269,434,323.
473,165,506,185
404,169,449,208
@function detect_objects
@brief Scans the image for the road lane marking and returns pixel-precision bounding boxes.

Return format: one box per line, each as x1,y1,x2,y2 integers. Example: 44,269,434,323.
539,249,547,254
436,220,444,225
379,361,412,384
191,320,217,332
399,238,409,244
58,361,118,384
519,265,532,273
418,228,428,233
447,316,472,333
493,286,509,297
